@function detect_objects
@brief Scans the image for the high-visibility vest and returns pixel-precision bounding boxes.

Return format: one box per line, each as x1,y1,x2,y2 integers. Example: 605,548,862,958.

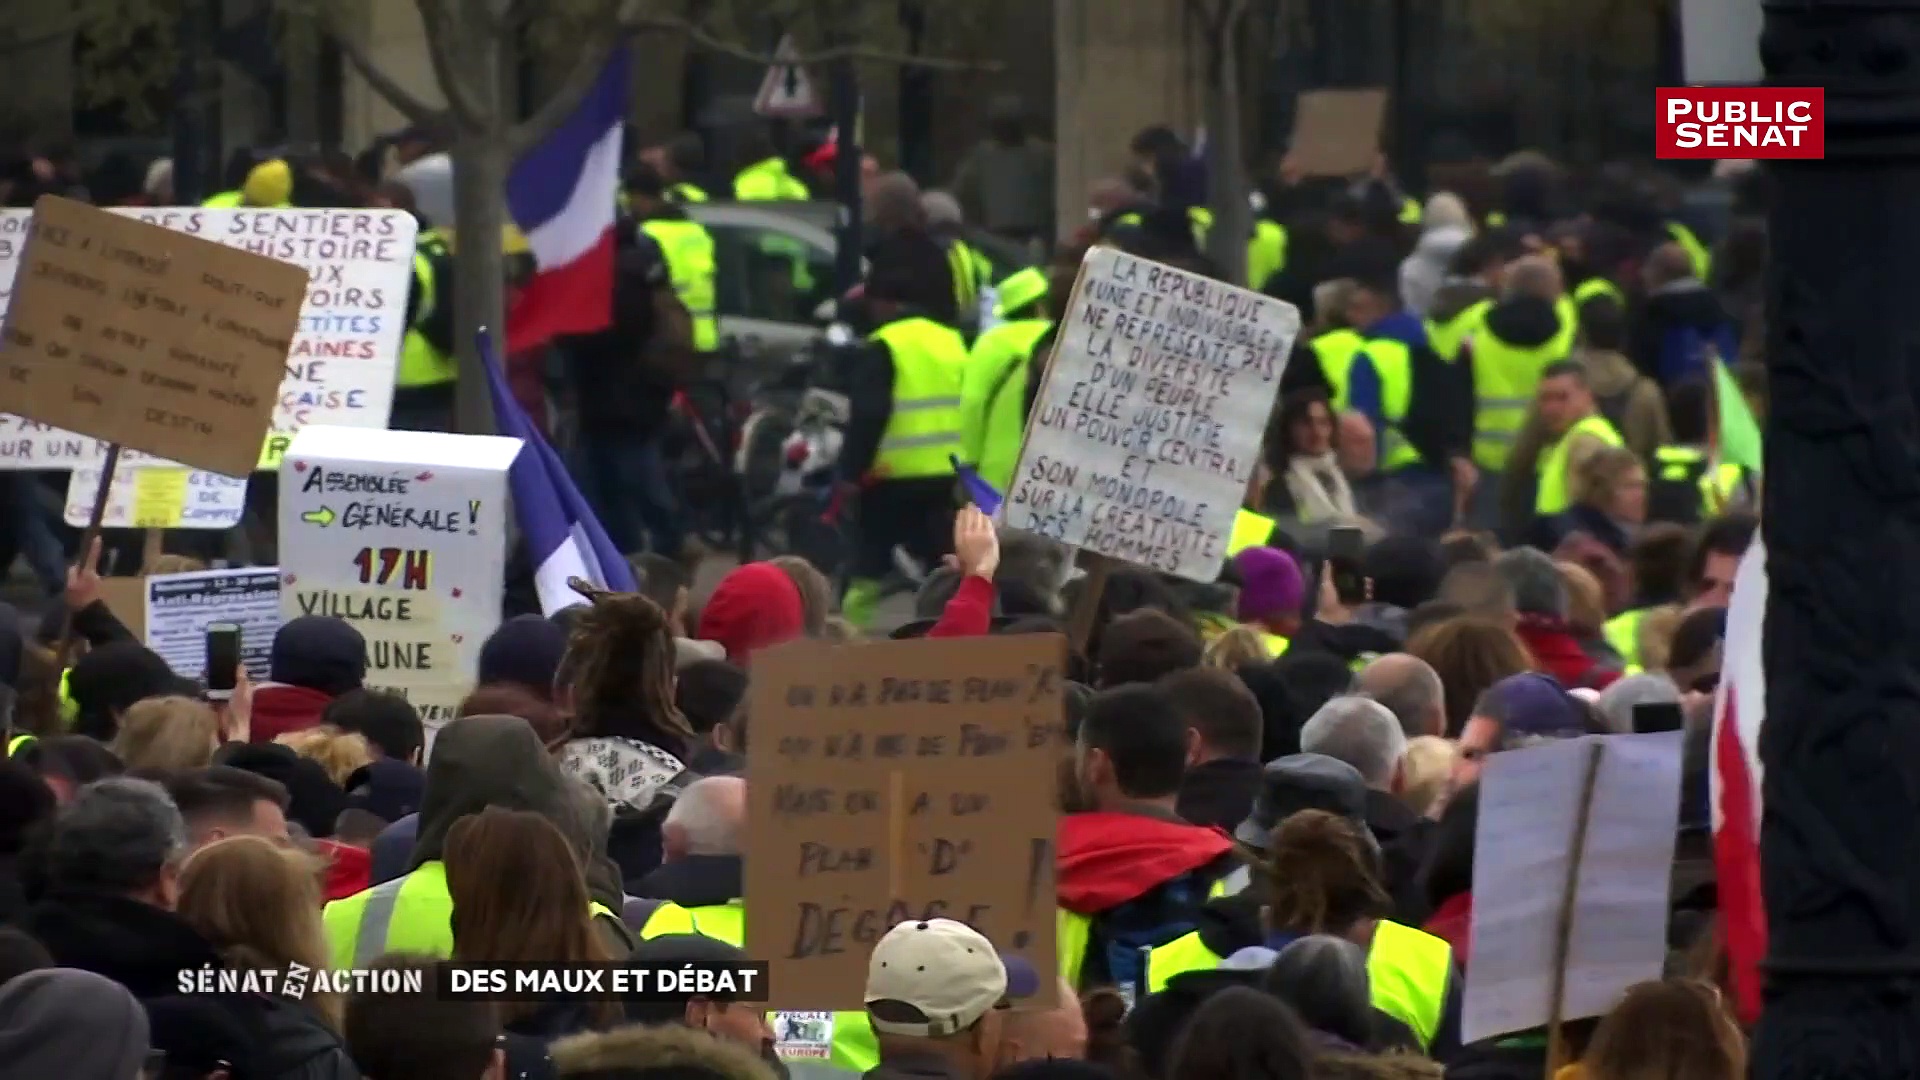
1145,921,1452,1049
962,318,1052,493
202,190,243,208
1427,299,1491,365
1312,329,1367,392
1185,209,1288,289
1227,510,1277,556
668,182,710,204
646,901,876,1078
1059,908,1093,988
869,318,967,480
324,861,614,969
1535,414,1625,516
943,239,994,320
641,218,719,351
994,268,1049,320
1354,338,1419,471
1667,222,1712,281
1572,278,1624,307
6,734,34,757
733,158,809,201
1603,608,1647,674
1262,633,1292,657
1469,324,1575,472
396,234,456,389
1398,196,1424,226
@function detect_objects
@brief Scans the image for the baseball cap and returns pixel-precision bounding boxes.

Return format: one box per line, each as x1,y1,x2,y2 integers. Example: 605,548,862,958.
1234,753,1369,849
864,919,1040,1037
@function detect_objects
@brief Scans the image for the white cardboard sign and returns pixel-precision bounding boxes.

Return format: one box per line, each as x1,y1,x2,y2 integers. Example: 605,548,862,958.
278,425,522,752
65,464,249,529
1003,247,1299,581
144,566,282,681
0,207,417,472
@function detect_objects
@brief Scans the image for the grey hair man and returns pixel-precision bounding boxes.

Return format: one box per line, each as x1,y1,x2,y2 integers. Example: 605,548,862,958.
1299,696,1409,793
662,776,747,860
1353,654,1447,739
1493,546,1567,620
1595,672,1683,735
39,777,189,907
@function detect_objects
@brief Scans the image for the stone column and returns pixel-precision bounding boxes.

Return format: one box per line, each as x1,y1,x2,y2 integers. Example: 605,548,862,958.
1053,0,1203,241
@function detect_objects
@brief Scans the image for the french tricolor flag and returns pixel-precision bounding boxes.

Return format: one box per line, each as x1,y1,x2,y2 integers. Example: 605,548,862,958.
505,47,630,355
1710,537,1768,1024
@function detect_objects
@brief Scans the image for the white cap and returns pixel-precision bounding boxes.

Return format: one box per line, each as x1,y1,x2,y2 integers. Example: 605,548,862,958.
865,918,1030,1037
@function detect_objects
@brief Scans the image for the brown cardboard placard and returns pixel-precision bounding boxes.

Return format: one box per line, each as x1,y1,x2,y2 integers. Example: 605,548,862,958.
745,634,1066,1010
1289,88,1390,178
0,195,308,477
94,577,148,642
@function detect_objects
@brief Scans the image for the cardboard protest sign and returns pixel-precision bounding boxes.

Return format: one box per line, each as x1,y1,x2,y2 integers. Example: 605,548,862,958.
1005,246,1298,582
278,426,521,751
1288,89,1390,178
64,464,248,529
0,206,417,471
746,634,1066,1010
0,196,308,477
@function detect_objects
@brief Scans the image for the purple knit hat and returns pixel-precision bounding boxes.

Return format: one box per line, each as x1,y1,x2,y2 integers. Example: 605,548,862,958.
1235,546,1305,622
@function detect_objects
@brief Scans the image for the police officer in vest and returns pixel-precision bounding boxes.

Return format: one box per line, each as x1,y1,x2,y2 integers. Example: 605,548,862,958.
323,717,631,969
1138,758,1462,1058
835,253,968,628
1330,250,1477,537
1531,361,1626,524
623,164,718,355
390,220,458,432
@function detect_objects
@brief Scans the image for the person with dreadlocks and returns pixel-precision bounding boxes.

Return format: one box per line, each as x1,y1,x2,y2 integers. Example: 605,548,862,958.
1128,812,1464,1076
555,591,695,815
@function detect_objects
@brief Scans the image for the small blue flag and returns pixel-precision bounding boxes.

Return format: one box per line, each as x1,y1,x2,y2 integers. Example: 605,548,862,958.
950,455,1003,516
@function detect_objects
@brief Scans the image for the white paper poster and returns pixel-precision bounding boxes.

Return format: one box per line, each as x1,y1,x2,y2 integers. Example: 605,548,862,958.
65,464,249,529
0,207,417,471
1003,246,1298,581
278,426,521,750
145,566,282,681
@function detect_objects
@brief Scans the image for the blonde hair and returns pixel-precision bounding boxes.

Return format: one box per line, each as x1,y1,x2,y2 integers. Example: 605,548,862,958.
178,836,338,1027
820,615,861,642
1204,625,1271,670
1555,560,1608,635
276,725,376,786
112,695,221,771
1578,446,1645,514
1398,736,1456,818
1636,604,1685,672
148,554,210,575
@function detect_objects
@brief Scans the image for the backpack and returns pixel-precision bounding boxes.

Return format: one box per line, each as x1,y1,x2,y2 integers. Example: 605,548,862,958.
1085,866,1222,997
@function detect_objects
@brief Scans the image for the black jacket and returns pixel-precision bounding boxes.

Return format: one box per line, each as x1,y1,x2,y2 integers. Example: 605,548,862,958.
1628,280,1735,384
563,221,677,431
1367,790,1435,925
634,853,743,908
22,890,222,998
246,995,362,1080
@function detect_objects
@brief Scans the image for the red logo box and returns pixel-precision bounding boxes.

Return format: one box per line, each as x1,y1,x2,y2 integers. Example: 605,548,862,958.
1656,87,1825,160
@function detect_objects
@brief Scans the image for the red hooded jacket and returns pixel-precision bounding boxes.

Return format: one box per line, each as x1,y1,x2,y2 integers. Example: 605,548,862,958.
248,683,335,744
1057,810,1235,914
315,840,371,902
1516,614,1621,691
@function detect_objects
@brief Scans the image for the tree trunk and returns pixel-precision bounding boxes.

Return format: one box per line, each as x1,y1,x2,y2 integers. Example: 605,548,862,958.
1203,13,1249,287
451,134,508,436
1750,2,1920,1077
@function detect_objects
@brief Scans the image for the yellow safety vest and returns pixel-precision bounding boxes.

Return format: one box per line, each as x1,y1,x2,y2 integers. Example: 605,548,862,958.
1312,329,1367,393
202,191,243,208
1145,921,1451,1049
961,318,1052,493
1535,414,1625,516
668,182,710,204
733,158,809,201
1059,909,1092,988
1603,608,1647,674
6,733,34,757
1426,299,1491,365
1186,209,1288,289
1469,323,1576,472
994,268,1049,320
1355,338,1419,471
1572,278,1624,307
944,239,994,320
396,235,456,389
1398,196,1423,226
1262,633,1292,657
324,861,614,969
644,901,876,1077
1227,509,1277,556
642,218,719,351
1667,222,1712,281
870,318,967,480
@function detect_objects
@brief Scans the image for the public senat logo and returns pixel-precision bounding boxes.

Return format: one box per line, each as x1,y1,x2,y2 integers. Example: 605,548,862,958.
1656,87,1824,159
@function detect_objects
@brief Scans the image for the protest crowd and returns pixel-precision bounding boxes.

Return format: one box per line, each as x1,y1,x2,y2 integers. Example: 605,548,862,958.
0,87,1768,1080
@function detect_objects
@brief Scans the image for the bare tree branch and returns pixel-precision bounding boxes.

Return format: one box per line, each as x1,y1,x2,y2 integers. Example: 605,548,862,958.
417,0,489,129
625,11,1000,71
318,2,447,128
506,0,634,158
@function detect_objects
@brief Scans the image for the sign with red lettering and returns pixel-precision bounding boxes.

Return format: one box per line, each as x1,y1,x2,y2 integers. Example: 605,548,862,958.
1004,246,1299,582
0,196,307,476
1655,87,1825,160
746,635,1064,1010
0,206,417,471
